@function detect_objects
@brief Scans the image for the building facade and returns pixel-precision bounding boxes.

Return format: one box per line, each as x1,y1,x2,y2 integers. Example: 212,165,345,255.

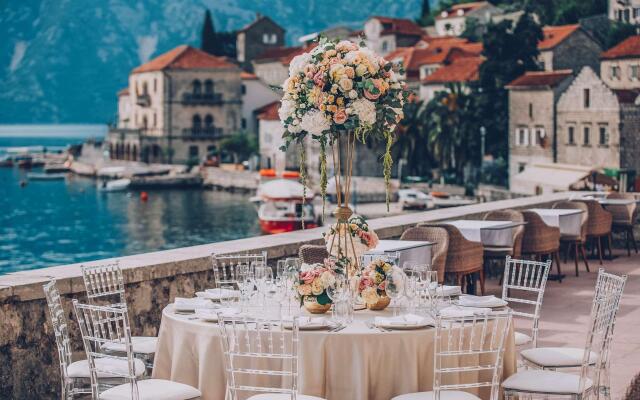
236,15,285,72
107,45,242,165
419,56,483,101
537,24,603,73
241,72,280,136
601,35,640,90
435,1,502,37
609,0,640,23
506,70,574,188
363,16,424,56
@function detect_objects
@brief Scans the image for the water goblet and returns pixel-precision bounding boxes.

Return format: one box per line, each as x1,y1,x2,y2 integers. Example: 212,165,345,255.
327,273,348,324
385,270,404,317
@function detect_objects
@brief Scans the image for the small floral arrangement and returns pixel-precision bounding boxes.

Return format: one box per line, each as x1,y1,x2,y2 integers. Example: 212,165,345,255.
324,214,379,266
358,258,403,306
279,37,408,209
296,260,343,305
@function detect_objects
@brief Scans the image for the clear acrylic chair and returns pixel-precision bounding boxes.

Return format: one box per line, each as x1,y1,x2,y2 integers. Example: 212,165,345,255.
217,315,326,400
72,300,201,400
392,311,513,400
81,262,158,368
501,256,551,348
43,280,147,399
503,269,627,399
211,252,267,288
517,268,627,399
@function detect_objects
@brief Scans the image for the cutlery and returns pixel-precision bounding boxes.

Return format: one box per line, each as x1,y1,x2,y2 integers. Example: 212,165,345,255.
330,324,346,333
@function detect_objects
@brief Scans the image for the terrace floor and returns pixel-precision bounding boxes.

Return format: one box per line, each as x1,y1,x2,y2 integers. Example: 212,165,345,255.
483,247,640,399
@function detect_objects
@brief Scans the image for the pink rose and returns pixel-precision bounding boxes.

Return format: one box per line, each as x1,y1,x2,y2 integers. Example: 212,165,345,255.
379,281,387,290
333,109,348,124
301,271,315,284
313,71,325,87
364,90,380,100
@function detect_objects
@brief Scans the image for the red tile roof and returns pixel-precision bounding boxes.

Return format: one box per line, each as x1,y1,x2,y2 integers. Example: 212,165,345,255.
256,101,280,121
132,45,237,73
371,16,424,36
538,25,580,50
117,87,129,96
421,56,483,84
601,35,640,60
436,1,489,20
253,43,318,66
614,89,640,104
241,72,258,80
506,70,573,88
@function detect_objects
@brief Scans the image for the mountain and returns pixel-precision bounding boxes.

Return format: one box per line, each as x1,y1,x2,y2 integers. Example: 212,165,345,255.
0,0,423,124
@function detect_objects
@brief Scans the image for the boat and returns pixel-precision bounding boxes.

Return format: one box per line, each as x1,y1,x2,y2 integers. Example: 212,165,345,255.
98,178,131,192
44,162,70,173
253,178,317,234
398,188,432,210
0,157,13,167
27,172,66,181
15,156,33,169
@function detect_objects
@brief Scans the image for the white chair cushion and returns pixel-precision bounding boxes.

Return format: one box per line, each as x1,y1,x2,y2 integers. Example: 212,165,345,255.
392,390,481,400
514,331,532,346
99,379,201,400
502,370,592,395
248,394,326,400
520,347,597,368
102,336,158,355
67,358,145,379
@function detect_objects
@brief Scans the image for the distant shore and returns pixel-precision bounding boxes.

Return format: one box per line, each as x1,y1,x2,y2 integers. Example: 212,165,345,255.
0,124,107,138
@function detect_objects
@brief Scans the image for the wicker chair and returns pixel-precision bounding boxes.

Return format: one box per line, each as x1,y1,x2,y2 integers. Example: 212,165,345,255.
576,199,613,265
606,192,638,256
482,209,525,258
552,201,589,276
298,244,329,264
520,211,563,281
400,226,449,284
419,223,485,294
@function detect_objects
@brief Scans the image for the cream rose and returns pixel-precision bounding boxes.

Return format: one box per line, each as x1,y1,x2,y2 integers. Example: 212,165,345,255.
320,270,336,288
361,287,380,305
338,78,353,92
298,284,312,296
311,279,324,295
355,64,368,77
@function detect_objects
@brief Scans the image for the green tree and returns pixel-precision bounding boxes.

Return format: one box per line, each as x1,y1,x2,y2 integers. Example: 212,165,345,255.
417,0,434,27
394,100,434,177
201,10,219,56
606,22,638,49
220,132,258,164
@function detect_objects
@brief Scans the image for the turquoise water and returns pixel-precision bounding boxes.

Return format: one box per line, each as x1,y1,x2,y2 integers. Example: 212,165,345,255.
0,137,260,274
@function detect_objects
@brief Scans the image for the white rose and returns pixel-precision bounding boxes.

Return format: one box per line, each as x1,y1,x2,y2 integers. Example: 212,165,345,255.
289,53,312,75
321,271,336,288
278,100,295,121
339,78,353,92
300,109,331,135
348,90,358,99
344,50,360,64
359,47,380,72
351,98,376,126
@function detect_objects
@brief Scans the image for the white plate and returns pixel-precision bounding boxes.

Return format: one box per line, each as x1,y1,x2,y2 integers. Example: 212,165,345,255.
283,317,330,331
374,315,434,330
173,298,217,312
456,296,508,308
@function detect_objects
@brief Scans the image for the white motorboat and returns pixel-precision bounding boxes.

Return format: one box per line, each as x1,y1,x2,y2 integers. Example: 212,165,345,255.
398,188,432,210
98,178,131,192
254,178,317,234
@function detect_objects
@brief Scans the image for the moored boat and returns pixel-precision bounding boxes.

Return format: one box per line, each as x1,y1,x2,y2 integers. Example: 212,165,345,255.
98,178,131,192
0,157,13,167
254,177,317,234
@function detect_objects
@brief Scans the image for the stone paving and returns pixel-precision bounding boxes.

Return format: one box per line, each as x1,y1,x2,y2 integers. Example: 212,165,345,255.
484,248,640,399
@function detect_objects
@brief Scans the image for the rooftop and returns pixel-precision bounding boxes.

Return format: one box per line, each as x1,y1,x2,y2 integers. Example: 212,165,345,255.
240,71,258,80
602,35,640,60
614,89,640,104
117,87,129,96
539,24,580,50
238,14,284,33
132,45,237,74
256,101,280,120
253,44,317,65
421,56,483,84
506,70,574,89
370,16,424,36
437,1,490,20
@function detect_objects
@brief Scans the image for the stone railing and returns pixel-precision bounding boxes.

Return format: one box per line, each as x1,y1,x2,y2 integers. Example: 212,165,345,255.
0,192,578,399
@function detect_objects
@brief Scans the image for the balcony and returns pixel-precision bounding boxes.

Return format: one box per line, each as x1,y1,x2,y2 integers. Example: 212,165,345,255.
181,92,223,105
182,127,224,140
136,94,151,107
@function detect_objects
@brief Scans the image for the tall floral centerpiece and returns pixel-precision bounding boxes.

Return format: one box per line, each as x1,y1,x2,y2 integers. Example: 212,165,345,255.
279,38,407,274
324,214,379,269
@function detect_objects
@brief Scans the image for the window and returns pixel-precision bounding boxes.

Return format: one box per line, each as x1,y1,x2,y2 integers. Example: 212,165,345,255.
142,82,148,95
241,84,246,95
535,127,545,145
204,80,214,95
528,103,533,118
515,127,528,146
631,65,639,80
382,41,388,52
153,78,157,93
584,88,590,108
270,34,277,43
192,80,202,95
262,33,269,44
189,146,199,158
583,126,590,145
568,126,575,144
192,114,202,133
599,125,609,146
204,114,214,129
262,33,277,44
611,66,621,80
518,162,526,173
241,118,247,129
153,113,157,127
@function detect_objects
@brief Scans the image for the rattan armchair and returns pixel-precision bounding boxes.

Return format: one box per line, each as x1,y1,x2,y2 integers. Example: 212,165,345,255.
298,244,329,264
552,201,589,276
419,223,485,294
400,226,449,284
482,209,525,258
520,210,563,281
576,199,613,265
606,192,638,256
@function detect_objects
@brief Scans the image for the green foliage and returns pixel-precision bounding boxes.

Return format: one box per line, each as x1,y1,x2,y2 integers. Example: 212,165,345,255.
606,22,638,49
417,0,434,27
220,132,257,163
200,9,237,58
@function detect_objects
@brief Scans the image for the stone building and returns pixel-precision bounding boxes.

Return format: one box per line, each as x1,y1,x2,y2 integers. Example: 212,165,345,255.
419,56,483,101
537,25,603,73
107,45,242,164
363,16,424,56
241,72,279,137
609,0,640,23
252,44,316,88
556,66,640,174
435,1,502,37
116,88,132,129
601,35,640,90
506,70,574,188
236,14,285,72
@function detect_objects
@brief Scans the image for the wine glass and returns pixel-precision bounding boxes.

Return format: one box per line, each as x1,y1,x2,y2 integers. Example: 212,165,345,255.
326,273,348,323
424,271,440,317
219,284,237,310
385,269,404,317
403,269,419,314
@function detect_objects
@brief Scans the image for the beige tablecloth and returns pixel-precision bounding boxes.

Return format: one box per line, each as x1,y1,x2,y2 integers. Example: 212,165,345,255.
153,305,517,400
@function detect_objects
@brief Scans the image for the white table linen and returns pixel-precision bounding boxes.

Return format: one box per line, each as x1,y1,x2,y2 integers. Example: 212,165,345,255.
363,240,433,267
153,305,516,400
446,220,516,247
528,208,583,236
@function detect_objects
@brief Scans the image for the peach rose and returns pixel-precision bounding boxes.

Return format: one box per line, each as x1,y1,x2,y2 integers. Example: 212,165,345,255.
333,109,348,124
364,90,380,100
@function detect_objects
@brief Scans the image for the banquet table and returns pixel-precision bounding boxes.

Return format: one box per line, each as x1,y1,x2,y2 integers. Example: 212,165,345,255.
363,239,433,267
446,220,520,247
153,304,517,400
528,208,583,236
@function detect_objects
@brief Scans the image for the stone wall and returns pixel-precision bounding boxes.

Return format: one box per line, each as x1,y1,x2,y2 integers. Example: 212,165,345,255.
0,192,581,399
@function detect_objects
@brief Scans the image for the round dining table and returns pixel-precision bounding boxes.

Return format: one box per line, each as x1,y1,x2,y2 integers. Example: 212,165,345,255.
153,304,517,400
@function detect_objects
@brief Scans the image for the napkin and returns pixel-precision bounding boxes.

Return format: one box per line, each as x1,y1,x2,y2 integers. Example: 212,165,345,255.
458,295,507,308
174,297,216,312
439,306,491,318
284,316,326,327
437,285,462,297
375,313,425,327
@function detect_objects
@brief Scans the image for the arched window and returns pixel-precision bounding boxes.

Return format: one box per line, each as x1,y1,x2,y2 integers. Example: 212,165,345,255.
142,116,148,129
131,145,138,161
204,114,214,129
192,114,202,133
142,82,148,95
192,80,202,96
204,80,214,95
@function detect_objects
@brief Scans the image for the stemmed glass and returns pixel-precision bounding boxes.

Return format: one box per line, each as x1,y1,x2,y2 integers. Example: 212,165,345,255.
424,271,440,317
385,270,404,317
403,269,419,314
326,273,349,324
253,264,273,307
237,264,253,313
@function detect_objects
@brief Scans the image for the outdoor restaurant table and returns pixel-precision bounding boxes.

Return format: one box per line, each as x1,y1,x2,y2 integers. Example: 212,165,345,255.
597,198,637,206
153,305,517,400
445,220,519,247
528,208,583,236
363,239,433,267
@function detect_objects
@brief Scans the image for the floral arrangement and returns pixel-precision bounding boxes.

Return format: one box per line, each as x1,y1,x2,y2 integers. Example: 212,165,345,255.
324,214,379,267
278,37,408,208
358,258,404,306
295,260,343,305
